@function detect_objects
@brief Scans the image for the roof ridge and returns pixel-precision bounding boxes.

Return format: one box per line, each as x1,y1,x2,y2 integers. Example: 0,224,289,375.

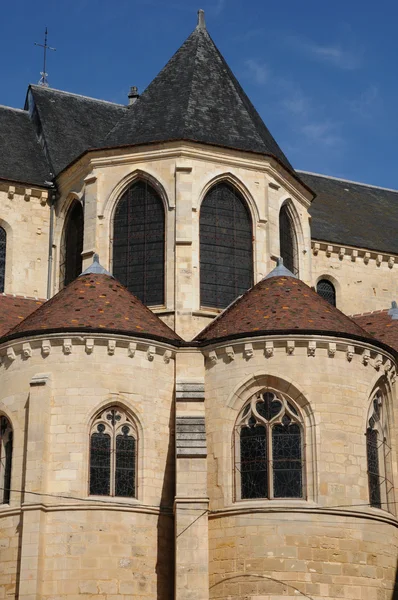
0,104,27,113
181,29,203,136
29,84,127,108
299,170,398,194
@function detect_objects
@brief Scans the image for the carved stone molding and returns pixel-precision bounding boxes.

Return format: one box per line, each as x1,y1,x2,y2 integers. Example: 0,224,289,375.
225,346,235,361
147,345,156,361
308,341,316,357
328,342,336,358
85,339,94,354
175,416,207,458
63,339,72,355
128,342,137,358
208,350,218,364
42,340,51,357
346,345,355,362
176,380,205,401
6,347,16,362
286,341,295,355
265,341,274,358
244,343,254,359
108,340,116,356
22,343,32,359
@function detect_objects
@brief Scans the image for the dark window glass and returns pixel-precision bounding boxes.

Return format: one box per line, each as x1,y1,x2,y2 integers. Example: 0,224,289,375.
240,424,267,499
0,416,12,504
63,202,84,286
113,181,165,305
367,428,381,508
272,419,302,498
115,427,136,498
90,425,111,496
279,205,298,275
317,279,336,306
200,183,253,308
0,227,6,293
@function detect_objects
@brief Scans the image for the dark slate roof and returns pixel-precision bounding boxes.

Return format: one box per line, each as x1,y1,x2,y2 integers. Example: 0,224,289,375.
301,171,398,255
0,106,51,185
353,309,398,353
27,85,128,175
105,23,293,170
3,272,182,344
0,294,44,337
195,273,372,344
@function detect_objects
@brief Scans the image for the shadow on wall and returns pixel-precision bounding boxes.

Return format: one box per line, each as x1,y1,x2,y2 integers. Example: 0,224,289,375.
392,563,398,600
156,403,175,599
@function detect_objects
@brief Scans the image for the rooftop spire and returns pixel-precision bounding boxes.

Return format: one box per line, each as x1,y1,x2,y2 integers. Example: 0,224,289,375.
197,9,206,30
80,253,113,277
263,257,297,280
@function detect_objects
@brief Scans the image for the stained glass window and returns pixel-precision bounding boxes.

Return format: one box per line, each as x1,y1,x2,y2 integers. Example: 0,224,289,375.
0,416,13,504
236,391,304,500
317,279,336,306
279,205,298,276
0,226,6,293
200,182,253,309
366,394,391,510
60,202,84,288
89,407,136,498
113,180,165,306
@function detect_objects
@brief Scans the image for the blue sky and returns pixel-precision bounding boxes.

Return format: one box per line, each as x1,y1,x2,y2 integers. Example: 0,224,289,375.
1,0,396,188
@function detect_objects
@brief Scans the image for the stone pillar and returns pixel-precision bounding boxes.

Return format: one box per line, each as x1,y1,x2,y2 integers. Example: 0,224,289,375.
174,164,194,339
81,173,98,270
17,373,52,600
174,351,209,600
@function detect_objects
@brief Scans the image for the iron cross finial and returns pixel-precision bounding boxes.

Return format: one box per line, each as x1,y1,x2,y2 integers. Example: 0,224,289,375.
34,27,56,87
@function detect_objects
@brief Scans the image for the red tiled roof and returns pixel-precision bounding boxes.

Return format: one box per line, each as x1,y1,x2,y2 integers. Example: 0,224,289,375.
0,295,44,338
353,310,398,353
195,275,373,343
3,274,182,343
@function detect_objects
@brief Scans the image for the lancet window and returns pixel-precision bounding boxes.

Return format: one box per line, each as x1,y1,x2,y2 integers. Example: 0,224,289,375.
0,416,13,504
279,204,298,275
235,391,304,500
0,226,6,293
113,180,165,306
89,406,137,498
317,279,336,306
366,393,392,510
60,201,84,287
200,182,253,309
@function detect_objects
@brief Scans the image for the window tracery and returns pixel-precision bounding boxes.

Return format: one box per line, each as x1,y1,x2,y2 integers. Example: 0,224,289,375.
60,201,84,287
366,393,393,510
235,391,304,500
0,416,13,504
279,204,298,276
89,406,137,498
0,226,6,293
200,182,253,309
113,180,165,306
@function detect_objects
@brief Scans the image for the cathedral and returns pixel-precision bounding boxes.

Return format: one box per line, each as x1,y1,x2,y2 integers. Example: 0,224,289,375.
1,9,398,600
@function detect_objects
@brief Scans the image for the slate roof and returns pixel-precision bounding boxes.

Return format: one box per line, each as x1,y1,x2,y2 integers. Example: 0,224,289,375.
0,106,51,185
353,309,398,353
302,171,398,255
0,295,44,338
2,273,182,344
195,273,372,344
104,22,293,170
27,85,128,175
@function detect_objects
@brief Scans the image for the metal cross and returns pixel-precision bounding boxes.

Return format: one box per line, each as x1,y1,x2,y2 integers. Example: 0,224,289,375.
34,27,56,87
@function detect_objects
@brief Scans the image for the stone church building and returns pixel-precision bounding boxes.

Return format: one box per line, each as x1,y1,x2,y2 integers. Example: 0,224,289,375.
1,9,398,600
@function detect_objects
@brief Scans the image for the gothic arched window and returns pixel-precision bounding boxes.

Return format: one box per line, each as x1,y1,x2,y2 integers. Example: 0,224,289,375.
279,204,298,275
113,180,165,306
89,406,137,498
0,416,13,504
235,391,304,500
200,182,253,309
0,226,6,293
60,202,84,287
366,393,392,510
317,279,336,306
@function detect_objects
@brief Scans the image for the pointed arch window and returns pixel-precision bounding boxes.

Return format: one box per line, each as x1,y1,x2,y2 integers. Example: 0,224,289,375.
60,201,84,287
235,391,304,500
89,406,137,498
0,416,13,504
200,182,253,309
279,204,298,276
0,226,6,293
113,180,165,306
317,279,336,306
366,393,393,510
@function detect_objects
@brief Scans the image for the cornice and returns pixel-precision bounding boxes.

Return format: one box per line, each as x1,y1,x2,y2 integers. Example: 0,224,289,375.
312,240,398,265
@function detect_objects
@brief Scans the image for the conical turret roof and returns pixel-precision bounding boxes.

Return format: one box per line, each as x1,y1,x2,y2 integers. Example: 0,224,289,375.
3,273,182,344
105,12,292,170
195,271,374,344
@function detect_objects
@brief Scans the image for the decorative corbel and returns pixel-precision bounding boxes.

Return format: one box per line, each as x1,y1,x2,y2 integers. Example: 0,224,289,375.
24,188,32,202
265,341,274,358
286,340,295,355
364,252,371,265
372,354,383,370
108,340,116,356
163,349,172,364
388,257,395,269
346,345,355,362
308,341,316,357
6,347,16,362
208,350,218,365
313,243,320,256
7,186,15,199
41,339,51,357
63,339,72,355
339,247,346,260
147,345,156,361
326,246,333,257
128,342,137,358
362,349,370,365
243,343,254,359
225,346,235,361
351,250,358,262
22,342,32,359
85,339,94,354
328,342,336,358
40,191,49,206
376,255,383,267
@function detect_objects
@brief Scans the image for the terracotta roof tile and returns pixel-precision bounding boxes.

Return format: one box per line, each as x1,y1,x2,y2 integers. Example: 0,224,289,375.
195,275,373,343
353,310,398,353
3,274,182,344
0,295,44,338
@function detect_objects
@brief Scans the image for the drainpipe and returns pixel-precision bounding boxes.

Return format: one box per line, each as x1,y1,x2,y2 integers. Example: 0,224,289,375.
46,183,57,299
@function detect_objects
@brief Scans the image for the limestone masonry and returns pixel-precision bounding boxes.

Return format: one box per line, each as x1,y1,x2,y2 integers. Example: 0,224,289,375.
0,9,398,600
